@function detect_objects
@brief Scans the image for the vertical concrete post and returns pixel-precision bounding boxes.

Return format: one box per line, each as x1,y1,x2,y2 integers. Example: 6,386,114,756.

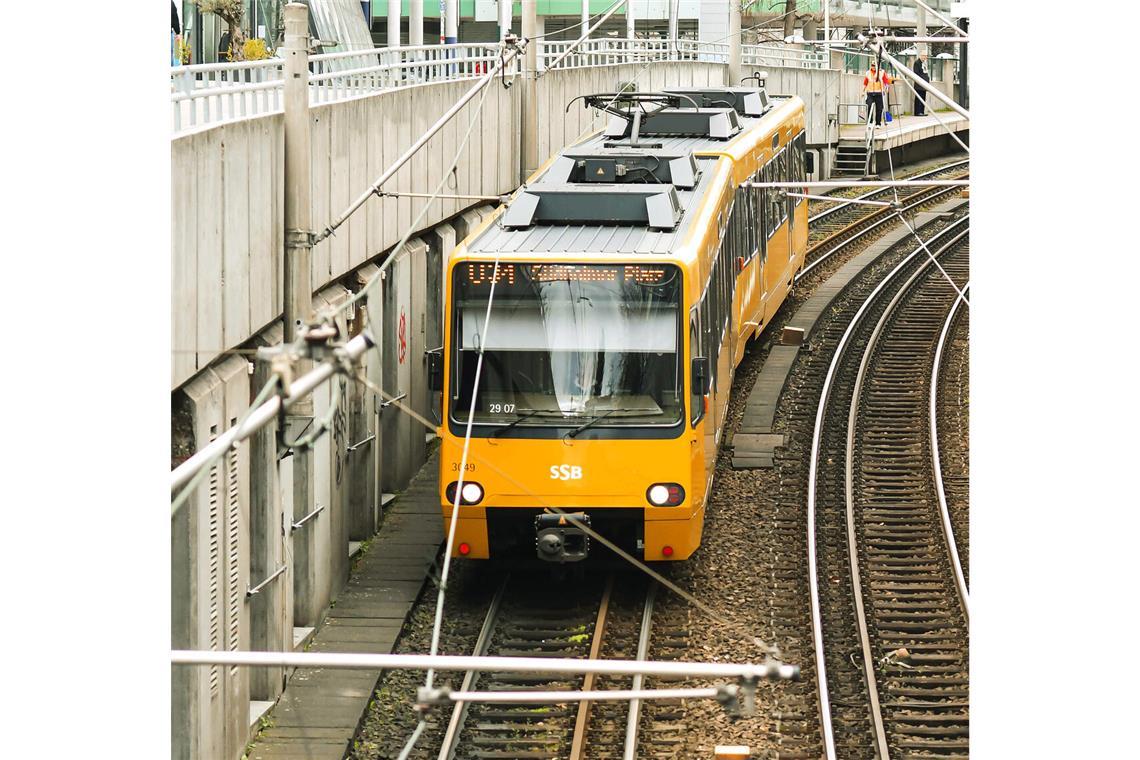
727,0,741,86
445,0,458,43
388,0,401,47
521,0,538,183
410,0,424,45
580,0,588,39
626,0,635,39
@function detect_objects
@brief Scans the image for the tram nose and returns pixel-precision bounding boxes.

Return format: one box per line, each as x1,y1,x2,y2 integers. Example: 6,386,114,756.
535,512,591,563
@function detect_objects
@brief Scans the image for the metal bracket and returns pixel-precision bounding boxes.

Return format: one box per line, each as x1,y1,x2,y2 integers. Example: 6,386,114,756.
246,565,288,598
291,503,325,532
346,434,375,453
379,392,407,410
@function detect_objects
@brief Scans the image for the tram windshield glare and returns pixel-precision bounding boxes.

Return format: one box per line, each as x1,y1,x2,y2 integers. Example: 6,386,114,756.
451,262,683,431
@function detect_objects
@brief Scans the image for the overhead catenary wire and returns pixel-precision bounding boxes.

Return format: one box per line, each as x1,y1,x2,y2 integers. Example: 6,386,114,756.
313,41,522,247
324,65,499,325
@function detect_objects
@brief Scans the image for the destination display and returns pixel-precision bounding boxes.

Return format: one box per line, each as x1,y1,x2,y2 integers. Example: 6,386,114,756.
460,262,674,289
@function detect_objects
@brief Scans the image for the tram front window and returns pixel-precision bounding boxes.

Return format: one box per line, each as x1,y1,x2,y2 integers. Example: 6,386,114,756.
451,262,683,434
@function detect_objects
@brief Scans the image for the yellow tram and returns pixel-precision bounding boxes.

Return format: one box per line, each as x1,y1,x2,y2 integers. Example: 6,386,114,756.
431,88,809,562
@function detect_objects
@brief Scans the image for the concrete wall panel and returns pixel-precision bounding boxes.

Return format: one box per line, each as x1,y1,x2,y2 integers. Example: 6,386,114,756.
214,355,252,760
348,100,369,269
248,119,276,335
194,129,223,387
330,106,351,279
311,110,332,292
366,99,384,262
222,122,252,347
248,323,289,702
172,137,198,384
407,240,429,468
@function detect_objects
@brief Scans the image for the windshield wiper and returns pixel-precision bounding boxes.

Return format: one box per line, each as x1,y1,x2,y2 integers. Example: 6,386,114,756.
565,409,618,439
491,409,546,438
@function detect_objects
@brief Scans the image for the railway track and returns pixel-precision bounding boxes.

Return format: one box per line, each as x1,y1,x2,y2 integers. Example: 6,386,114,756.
801,160,969,280
933,300,970,589
807,217,970,759
806,159,969,227
432,574,672,760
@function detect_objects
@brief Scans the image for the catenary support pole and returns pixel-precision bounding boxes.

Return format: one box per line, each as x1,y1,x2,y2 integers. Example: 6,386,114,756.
626,0,635,39
521,0,538,183
728,0,741,84
581,0,589,39
283,3,312,350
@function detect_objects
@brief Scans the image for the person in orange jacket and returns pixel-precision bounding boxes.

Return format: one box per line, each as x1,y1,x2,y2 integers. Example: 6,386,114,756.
863,62,891,126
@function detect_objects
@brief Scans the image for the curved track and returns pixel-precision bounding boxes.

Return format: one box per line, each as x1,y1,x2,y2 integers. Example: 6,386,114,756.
807,218,970,759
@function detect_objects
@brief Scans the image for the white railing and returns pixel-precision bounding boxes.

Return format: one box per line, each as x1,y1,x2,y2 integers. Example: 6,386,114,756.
171,57,286,132
171,43,507,133
742,43,828,70
171,39,833,133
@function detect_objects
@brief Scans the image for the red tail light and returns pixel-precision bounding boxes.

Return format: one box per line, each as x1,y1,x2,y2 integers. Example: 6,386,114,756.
458,542,471,556
662,545,674,557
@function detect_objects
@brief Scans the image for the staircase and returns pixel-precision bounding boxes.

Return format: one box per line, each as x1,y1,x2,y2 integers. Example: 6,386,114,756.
834,139,872,176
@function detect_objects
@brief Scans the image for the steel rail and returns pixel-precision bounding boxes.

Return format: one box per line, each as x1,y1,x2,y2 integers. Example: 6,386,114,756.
805,215,969,760
796,179,967,282
931,284,972,623
170,650,800,680
622,582,658,760
568,576,616,760
436,577,509,760
841,223,970,760
808,159,969,225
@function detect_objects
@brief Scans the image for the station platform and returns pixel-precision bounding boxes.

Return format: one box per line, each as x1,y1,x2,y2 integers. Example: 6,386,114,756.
838,109,969,152
247,452,442,760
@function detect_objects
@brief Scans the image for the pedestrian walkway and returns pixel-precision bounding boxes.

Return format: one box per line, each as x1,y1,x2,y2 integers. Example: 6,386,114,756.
839,109,969,152
732,199,967,469
247,452,442,760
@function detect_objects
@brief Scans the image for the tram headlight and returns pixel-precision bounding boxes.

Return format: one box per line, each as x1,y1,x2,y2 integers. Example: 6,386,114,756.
446,481,484,505
647,483,685,507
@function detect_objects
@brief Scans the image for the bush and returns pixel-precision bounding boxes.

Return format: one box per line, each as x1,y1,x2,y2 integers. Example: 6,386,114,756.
242,38,272,61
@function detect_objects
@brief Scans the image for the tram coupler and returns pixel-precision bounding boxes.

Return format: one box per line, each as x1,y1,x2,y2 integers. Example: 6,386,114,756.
535,512,591,563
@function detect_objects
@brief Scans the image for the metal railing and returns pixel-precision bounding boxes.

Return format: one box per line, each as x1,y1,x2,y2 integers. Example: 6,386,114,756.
172,39,835,133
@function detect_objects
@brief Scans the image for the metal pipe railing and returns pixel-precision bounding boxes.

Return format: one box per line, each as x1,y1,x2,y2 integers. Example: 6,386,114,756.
171,649,800,681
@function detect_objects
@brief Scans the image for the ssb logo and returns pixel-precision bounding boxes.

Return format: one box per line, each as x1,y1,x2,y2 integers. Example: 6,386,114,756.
549,465,583,481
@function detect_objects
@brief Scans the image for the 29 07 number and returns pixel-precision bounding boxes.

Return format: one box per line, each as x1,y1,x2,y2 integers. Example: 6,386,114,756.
488,403,516,414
